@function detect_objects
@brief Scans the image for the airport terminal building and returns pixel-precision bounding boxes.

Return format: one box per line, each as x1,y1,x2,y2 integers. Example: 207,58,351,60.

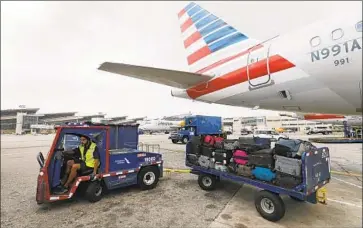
1,107,329,135
0,107,142,134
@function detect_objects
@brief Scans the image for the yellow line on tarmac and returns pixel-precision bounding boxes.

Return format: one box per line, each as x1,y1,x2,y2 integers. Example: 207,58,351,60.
164,168,191,173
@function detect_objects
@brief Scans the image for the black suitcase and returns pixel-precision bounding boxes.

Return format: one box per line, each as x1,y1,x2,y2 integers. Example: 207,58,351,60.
274,139,314,158
201,146,214,157
186,154,199,166
214,149,233,160
248,153,274,169
250,148,274,155
274,144,296,158
212,149,231,164
273,173,302,189
239,144,267,154
187,141,201,155
191,136,202,146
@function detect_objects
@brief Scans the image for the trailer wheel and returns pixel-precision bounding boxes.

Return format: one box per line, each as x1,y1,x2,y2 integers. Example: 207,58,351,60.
85,181,103,203
255,190,285,222
172,139,178,144
198,174,217,191
138,166,160,190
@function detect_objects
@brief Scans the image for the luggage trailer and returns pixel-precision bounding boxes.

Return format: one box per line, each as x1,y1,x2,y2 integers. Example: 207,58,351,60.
187,147,331,222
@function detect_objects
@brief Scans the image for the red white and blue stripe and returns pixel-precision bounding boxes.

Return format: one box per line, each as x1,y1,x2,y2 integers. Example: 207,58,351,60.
177,2,297,101
178,2,252,72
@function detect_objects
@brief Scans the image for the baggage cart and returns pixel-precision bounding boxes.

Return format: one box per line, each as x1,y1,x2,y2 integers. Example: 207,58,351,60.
186,144,330,222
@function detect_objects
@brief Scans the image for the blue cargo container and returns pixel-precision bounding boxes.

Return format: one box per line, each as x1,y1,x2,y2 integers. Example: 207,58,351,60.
184,115,222,135
169,115,223,144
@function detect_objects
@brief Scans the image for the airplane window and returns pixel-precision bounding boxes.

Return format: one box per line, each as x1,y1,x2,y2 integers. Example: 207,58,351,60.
310,36,321,47
331,28,344,40
356,21,362,32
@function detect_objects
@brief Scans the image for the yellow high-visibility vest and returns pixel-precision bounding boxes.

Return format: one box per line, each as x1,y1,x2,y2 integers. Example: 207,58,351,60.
79,142,97,168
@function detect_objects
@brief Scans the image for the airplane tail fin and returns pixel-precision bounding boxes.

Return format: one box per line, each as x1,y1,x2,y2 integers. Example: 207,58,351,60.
178,2,260,74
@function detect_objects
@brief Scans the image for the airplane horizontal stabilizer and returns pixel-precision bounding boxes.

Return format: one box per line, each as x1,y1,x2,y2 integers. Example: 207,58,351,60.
98,62,212,89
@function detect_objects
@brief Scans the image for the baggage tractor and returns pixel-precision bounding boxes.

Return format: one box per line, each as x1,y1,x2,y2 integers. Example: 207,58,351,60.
186,154,199,166
248,153,274,169
233,150,248,165
252,167,276,182
236,164,253,177
198,155,214,169
274,173,302,189
274,155,302,177
201,146,214,157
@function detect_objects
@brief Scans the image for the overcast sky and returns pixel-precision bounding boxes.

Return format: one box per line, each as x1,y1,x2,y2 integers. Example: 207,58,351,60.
1,1,355,118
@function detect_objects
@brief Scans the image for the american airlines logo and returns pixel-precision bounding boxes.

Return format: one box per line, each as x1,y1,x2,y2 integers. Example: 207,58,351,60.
115,158,131,165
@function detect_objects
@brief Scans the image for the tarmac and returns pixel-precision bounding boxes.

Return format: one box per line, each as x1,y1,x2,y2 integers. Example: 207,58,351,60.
1,133,362,228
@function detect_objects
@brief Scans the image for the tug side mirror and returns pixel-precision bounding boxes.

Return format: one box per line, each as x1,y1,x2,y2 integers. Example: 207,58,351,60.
37,152,45,168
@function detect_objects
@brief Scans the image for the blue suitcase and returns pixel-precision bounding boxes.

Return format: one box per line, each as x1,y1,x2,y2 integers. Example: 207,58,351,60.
252,167,276,182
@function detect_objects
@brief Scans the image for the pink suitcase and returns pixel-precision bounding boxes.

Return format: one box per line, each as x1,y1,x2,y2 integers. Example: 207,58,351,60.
233,150,248,165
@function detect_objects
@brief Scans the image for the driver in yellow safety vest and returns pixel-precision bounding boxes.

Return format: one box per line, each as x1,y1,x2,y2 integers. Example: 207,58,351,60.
57,135,100,194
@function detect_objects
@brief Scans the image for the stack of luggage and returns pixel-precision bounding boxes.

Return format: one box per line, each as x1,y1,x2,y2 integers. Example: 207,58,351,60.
185,135,316,189
272,139,317,188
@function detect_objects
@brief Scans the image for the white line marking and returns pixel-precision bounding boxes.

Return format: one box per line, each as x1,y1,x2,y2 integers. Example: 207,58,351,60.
332,177,362,189
328,199,362,208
